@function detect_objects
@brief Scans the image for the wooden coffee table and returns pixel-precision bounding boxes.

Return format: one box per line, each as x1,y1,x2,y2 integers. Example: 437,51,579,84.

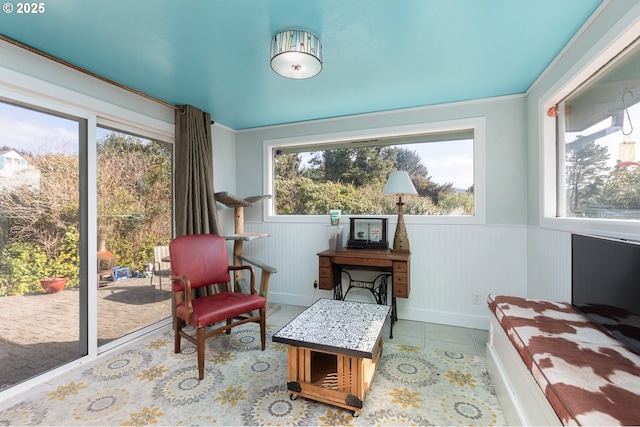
272,298,390,415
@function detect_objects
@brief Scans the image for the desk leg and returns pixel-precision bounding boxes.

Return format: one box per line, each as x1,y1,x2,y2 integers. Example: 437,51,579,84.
334,284,343,300
333,265,343,300
390,295,397,339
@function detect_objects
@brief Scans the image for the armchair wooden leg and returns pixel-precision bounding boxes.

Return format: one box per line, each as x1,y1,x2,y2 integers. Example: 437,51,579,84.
197,326,205,380
174,318,182,354
260,307,266,351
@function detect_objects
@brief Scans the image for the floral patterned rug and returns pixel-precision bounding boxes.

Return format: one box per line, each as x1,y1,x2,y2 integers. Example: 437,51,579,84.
0,323,505,426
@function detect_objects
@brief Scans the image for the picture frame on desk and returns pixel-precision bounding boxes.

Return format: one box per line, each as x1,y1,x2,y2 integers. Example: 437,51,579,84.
347,217,388,250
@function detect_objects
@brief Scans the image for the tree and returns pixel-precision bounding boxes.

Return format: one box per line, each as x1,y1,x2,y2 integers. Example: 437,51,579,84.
274,152,303,180
347,147,396,187
274,177,375,215
0,152,81,293
411,175,454,205
274,177,440,215
272,144,472,215
439,191,475,215
0,152,79,258
602,166,640,209
395,148,428,177
321,149,352,183
394,147,454,205
97,133,172,270
320,147,396,187
566,141,610,214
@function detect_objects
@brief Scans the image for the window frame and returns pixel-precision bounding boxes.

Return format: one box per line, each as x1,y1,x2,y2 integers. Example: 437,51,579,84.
540,15,640,240
263,117,486,225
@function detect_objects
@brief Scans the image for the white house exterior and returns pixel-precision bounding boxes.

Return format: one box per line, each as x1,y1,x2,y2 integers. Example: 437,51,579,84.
0,149,40,190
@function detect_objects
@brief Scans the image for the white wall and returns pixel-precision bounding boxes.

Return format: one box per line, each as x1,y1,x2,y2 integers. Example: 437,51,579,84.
234,96,528,330
242,221,526,330
526,1,640,300
211,123,238,234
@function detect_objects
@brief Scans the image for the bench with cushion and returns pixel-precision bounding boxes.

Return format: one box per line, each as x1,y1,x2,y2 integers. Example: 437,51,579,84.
486,294,640,425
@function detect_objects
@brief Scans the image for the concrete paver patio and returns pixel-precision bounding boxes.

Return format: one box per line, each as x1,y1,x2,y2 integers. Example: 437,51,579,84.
0,277,172,390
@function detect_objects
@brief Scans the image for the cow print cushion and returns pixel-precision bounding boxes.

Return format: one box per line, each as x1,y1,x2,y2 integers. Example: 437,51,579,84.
488,294,640,426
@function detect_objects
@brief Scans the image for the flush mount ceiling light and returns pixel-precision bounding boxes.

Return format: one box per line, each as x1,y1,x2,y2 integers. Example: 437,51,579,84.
270,30,322,79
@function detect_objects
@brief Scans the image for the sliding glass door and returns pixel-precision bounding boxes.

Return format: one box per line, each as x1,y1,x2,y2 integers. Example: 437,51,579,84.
0,100,86,389
96,127,173,346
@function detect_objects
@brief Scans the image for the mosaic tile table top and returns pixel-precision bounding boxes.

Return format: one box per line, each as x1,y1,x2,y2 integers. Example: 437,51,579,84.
272,298,390,358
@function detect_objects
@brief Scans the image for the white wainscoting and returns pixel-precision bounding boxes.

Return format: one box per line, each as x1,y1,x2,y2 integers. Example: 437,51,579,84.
526,227,572,302
240,221,528,330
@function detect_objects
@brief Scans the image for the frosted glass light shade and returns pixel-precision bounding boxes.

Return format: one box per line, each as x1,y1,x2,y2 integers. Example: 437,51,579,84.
270,30,322,79
383,171,418,195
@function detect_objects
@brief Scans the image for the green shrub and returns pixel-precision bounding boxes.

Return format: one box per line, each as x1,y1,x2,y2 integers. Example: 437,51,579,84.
0,226,79,296
0,242,48,296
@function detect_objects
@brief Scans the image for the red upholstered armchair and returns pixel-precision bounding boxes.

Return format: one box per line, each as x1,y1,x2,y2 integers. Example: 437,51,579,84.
169,233,266,379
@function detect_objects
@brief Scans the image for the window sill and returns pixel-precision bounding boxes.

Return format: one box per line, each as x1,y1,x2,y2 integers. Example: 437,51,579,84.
540,216,640,240
264,214,486,226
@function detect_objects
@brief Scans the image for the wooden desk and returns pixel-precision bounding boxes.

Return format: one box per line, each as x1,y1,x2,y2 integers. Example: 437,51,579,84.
317,248,410,338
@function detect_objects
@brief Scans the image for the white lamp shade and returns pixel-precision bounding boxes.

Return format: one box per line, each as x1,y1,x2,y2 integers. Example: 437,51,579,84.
270,30,322,79
383,171,418,195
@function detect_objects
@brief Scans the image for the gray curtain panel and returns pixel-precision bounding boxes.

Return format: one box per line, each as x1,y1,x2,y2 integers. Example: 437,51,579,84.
174,105,220,237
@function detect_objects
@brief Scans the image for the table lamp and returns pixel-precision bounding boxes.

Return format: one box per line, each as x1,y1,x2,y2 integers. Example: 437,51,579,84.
383,171,417,252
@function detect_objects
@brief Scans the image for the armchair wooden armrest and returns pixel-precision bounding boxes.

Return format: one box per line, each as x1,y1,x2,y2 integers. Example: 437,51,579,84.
229,264,256,293
170,274,193,322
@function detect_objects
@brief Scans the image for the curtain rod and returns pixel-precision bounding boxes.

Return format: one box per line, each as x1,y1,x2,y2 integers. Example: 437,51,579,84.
0,33,183,113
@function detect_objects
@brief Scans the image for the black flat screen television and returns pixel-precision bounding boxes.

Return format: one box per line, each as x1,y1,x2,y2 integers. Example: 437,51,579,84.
572,233,640,355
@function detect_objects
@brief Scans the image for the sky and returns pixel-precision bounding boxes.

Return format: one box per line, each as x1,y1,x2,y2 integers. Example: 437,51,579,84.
0,101,163,156
411,140,474,189
0,101,79,155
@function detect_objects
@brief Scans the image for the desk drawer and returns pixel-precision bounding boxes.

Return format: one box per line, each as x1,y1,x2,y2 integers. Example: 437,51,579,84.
318,256,334,290
393,261,408,273
318,277,333,290
394,272,408,285
392,260,410,297
319,264,333,290
319,267,332,279
393,282,408,298
333,256,392,268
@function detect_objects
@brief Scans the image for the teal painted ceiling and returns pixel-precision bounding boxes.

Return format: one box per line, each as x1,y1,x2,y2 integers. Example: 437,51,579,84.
0,0,602,130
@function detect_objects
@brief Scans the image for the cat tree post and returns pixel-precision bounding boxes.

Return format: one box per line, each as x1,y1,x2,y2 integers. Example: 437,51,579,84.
214,192,276,306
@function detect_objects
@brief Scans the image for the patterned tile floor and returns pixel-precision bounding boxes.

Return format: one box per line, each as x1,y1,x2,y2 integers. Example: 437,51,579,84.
0,288,490,415
0,303,501,426
270,301,489,358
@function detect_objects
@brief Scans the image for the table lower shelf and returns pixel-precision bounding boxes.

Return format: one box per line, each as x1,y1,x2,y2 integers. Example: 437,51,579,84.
285,341,383,415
